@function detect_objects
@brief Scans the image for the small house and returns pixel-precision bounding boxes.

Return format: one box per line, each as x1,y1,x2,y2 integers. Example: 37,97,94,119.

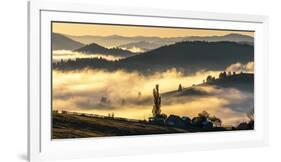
149,117,165,125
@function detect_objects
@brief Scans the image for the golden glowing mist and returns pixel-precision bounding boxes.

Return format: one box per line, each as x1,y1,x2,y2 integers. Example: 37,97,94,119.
52,69,253,126
53,50,123,62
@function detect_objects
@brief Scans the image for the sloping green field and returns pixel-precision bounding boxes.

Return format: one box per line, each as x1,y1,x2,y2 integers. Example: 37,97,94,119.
52,113,188,139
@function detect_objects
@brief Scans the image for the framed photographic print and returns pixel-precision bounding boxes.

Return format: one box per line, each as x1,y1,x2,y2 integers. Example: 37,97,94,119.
28,0,269,161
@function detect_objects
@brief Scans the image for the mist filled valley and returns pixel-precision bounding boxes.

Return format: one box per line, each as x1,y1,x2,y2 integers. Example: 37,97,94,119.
53,66,253,126
51,23,255,138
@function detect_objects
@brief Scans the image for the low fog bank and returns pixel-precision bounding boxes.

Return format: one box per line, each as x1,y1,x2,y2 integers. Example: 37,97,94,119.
53,50,124,62
53,68,254,126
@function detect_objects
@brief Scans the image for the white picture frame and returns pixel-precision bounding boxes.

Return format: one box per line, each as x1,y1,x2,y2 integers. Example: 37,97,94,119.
28,0,269,161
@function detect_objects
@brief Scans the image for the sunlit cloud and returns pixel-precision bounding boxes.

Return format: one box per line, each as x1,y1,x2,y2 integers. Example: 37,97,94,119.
120,47,145,53
225,61,254,73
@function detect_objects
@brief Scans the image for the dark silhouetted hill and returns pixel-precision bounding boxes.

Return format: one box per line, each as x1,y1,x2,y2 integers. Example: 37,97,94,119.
52,113,188,138
54,41,254,74
118,41,254,73
162,73,254,98
205,73,254,91
75,43,135,57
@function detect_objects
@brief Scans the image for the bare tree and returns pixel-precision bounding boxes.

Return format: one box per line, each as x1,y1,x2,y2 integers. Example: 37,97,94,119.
247,108,254,121
246,108,254,129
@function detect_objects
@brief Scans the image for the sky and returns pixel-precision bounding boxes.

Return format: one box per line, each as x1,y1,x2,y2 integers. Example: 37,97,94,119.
52,22,254,38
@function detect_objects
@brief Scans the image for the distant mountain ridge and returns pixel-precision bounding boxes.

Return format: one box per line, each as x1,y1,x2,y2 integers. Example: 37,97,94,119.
67,34,181,48
66,33,254,50
183,34,254,43
52,33,84,50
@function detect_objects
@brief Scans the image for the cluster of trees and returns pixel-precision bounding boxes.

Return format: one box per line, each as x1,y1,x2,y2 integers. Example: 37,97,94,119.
150,84,223,130
206,75,216,83
192,111,222,128
149,110,223,130
219,71,238,79
53,58,116,71
205,71,242,83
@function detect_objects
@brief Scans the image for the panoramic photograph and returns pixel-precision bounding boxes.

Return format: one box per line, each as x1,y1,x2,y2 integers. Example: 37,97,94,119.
51,22,255,139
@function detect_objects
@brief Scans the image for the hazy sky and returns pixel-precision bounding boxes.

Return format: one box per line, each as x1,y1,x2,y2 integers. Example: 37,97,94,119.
52,22,254,38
